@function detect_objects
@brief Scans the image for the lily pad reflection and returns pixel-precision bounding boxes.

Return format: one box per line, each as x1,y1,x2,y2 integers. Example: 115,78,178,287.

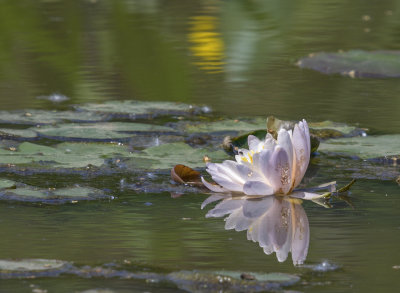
203,195,309,265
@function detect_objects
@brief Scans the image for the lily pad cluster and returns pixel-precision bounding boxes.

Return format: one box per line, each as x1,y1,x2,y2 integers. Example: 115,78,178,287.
0,100,398,203
0,258,301,292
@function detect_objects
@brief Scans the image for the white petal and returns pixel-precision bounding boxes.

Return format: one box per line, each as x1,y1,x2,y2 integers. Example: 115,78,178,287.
263,133,276,150
248,135,262,152
243,181,274,196
201,177,228,193
291,122,310,189
206,160,254,192
290,191,328,200
277,129,294,176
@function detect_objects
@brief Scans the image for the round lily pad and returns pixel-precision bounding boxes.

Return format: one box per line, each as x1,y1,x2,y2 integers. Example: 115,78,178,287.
0,110,105,125
75,100,207,119
0,128,38,140
125,142,229,170
319,134,400,159
167,270,300,292
0,185,110,203
0,142,133,170
297,50,400,78
0,178,16,189
36,122,175,141
183,118,267,134
0,259,69,272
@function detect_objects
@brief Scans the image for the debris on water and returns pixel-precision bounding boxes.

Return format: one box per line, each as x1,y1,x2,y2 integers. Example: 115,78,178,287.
171,164,202,186
240,273,256,280
144,202,153,206
392,265,400,269
167,270,300,292
79,289,116,293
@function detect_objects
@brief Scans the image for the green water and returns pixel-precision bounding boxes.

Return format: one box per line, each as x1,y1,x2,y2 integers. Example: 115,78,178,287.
0,0,400,292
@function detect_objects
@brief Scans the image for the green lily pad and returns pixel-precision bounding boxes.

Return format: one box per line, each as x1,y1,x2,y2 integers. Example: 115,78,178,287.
183,118,266,134
297,50,400,78
0,185,110,203
0,110,104,125
36,122,175,141
167,270,300,293
309,121,356,135
75,100,207,119
124,142,229,169
0,142,133,170
0,128,38,139
0,259,69,272
319,134,400,159
0,178,16,189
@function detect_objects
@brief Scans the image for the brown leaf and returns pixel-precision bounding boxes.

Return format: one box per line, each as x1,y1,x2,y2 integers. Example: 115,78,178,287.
171,164,202,186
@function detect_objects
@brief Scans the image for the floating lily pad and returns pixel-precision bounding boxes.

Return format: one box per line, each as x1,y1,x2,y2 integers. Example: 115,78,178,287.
0,178,16,189
0,142,133,170
0,128,38,140
297,50,400,78
0,185,110,203
0,110,105,125
122,142,229,170
309,121,357,135
167,270,299,292
319,135,400,159
36,122,175,142
75,100,207,119
0,259,70,272
183,118,266,134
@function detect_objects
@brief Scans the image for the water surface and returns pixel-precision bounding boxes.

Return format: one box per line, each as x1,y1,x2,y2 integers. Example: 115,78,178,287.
0,0,400,292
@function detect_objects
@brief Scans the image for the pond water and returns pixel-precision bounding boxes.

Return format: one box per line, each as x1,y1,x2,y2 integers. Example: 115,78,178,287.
0,0,400,292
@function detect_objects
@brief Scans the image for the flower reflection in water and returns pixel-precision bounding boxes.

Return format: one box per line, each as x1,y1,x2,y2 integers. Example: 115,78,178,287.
202,194,309,265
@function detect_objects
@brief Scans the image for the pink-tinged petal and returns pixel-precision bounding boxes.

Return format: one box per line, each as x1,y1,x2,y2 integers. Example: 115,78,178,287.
291,122,310,189
302,119,311,155
201,177,228,193
291,202,309,265
261,146,292,194
277,129,294,171
243,181,274,196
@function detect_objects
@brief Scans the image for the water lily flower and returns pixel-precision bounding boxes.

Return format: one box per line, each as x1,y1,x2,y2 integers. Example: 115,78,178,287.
202,119,313,197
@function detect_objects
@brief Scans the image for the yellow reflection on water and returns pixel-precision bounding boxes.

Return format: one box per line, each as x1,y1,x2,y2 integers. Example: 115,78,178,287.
188,15,225,73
